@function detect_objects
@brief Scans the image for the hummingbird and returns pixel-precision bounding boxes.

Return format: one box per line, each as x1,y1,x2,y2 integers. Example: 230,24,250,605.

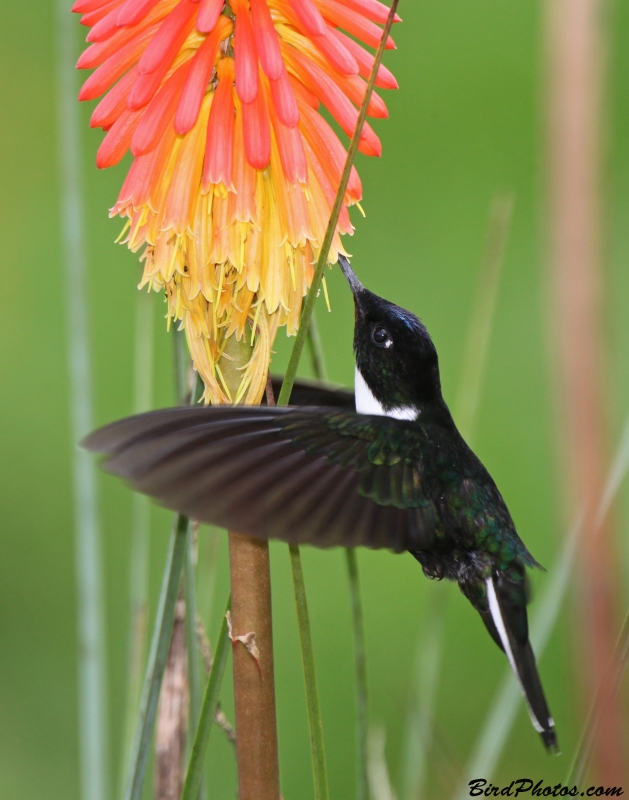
84,256,557,752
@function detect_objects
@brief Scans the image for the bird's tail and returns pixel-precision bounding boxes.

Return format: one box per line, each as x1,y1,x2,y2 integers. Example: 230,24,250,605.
484,575,559,753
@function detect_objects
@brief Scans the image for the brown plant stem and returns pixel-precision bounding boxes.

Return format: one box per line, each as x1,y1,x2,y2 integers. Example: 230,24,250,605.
221,335,281,800
229,533,280,798
155,595,189,800
546,0,628,782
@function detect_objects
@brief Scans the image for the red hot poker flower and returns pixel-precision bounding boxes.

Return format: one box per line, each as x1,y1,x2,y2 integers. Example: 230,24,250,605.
75,0,400,403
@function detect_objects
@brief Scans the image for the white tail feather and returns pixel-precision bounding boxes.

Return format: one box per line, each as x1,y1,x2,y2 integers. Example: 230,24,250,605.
486,577,546,734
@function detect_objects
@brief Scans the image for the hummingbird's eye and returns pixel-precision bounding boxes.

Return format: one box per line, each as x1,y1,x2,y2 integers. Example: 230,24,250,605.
372,326,392,348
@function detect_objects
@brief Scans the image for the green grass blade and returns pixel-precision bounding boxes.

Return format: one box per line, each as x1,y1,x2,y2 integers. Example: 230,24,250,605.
275,5,400,797
346,549,369,800
291,320,331,800
184,528,202,732
289,545,329,800
124,512,189,800
55,6,110,799
180,596,232,800
309,307,369,800
308,317,371,800
184,524,207,800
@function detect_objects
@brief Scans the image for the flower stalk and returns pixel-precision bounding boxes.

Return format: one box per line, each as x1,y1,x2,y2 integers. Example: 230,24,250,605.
276,4,400,797
307,317,369,800
221,333,281,800
124,331,197,800
183,527,206,800
125,511,189,800
289,544,329,800
181,596,232,800
75,0,400,408
230,533,281,799
345,548,368,800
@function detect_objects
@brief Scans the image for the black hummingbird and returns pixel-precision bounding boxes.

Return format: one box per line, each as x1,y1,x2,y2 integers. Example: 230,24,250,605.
84,256,557,752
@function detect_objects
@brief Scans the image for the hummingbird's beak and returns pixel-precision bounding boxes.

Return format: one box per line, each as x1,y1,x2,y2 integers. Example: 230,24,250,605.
337,254,363,296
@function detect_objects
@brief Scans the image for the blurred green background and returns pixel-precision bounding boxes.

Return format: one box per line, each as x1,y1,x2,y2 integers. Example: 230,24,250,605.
1,0,628,797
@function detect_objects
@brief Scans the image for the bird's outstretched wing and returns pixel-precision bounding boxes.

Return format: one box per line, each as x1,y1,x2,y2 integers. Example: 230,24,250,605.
267,376,355,408
83,405,439,552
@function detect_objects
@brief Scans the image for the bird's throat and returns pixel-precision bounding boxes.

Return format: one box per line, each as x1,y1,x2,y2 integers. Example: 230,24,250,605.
354,367,417,420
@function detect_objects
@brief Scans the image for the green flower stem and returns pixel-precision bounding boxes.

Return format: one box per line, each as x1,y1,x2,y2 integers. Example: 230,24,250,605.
184,530,202,728
181,596,232,800
174,331,207,795
184,525,207,800
124,331,200,800
346,548,368,800
289,545,329,800
124,511,189,800
174,325,202,736
276,5,399,798
307,316,370,800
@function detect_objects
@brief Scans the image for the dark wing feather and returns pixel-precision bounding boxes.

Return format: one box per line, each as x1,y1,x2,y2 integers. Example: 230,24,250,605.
83,405,438,552
267,376,354,408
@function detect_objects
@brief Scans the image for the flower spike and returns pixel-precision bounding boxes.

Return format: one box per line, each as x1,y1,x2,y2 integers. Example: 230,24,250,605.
76,0,399,402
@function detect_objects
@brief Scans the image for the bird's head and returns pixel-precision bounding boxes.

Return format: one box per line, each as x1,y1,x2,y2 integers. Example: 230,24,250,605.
338,255,443,415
